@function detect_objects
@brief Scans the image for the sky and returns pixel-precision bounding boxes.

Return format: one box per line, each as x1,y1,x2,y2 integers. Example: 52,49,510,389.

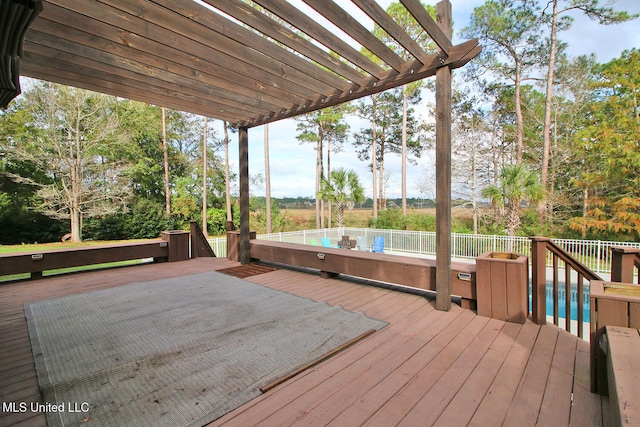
211,0,640,199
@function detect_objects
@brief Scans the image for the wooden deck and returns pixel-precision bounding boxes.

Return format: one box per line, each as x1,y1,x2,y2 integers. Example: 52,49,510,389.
1,258,609,426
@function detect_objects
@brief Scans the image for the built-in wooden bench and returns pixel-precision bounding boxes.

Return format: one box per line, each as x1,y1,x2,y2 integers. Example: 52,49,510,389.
0,231,192,280
605,326,640,427
249,239,476,308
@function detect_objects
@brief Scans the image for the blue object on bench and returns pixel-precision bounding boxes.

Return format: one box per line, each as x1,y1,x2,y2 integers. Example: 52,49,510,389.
321,237,333,248
372,236,384,253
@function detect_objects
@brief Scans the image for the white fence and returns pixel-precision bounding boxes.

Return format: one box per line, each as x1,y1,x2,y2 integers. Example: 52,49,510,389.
209,228,640,277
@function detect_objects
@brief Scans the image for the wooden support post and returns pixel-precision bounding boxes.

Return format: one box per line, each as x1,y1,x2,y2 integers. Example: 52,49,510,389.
530,236,548,325
435,0,452,311
239,126,251,265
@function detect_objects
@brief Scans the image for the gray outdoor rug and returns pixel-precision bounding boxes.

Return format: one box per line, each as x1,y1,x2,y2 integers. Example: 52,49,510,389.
25,271,387,427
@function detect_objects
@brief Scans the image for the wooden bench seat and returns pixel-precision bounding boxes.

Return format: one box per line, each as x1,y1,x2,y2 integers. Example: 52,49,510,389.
0,240,172,279
606,326,640,427
249,239,476,308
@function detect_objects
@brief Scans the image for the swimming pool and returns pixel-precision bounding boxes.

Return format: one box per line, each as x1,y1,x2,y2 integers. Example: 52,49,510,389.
529,284,591,322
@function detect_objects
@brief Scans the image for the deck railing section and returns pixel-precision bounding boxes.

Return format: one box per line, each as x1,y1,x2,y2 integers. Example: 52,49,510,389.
610,247,640,284
530,237,602,339
209,228,639,277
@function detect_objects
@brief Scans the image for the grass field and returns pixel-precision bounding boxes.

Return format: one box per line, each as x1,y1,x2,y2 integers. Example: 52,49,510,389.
277,206,473,232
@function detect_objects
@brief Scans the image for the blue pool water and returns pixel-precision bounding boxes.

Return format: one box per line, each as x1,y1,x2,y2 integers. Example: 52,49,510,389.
530,284,591,322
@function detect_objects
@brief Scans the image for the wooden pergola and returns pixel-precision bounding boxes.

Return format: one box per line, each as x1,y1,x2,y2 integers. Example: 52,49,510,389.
6,0,481,310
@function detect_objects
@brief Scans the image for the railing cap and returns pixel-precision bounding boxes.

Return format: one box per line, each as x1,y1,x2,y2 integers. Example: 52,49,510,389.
529,236,551,242
610,246,640,254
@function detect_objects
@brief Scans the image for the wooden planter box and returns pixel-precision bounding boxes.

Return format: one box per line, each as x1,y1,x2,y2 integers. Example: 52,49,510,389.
476,252,529,324
590,281,640,394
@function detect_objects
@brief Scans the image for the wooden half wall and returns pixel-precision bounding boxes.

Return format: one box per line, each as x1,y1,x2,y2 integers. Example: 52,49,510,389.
248,239,476,308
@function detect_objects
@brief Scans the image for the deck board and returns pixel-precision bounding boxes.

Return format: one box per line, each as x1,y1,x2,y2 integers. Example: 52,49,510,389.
432,321,521,427
0,257,606,427
503,324,560,426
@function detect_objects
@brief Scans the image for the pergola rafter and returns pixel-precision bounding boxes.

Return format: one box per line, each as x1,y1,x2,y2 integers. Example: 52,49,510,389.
13,0,479,128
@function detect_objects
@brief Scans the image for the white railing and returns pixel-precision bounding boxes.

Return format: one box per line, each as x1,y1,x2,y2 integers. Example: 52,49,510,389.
208,228,640,277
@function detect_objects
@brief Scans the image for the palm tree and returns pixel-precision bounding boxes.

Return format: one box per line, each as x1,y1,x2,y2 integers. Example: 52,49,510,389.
482,163,543,237
320,168,365,228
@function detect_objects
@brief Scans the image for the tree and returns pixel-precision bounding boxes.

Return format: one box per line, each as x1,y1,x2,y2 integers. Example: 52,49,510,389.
202,116,209,237
0,105,67,243
452,89,493,234
374,1,436,215
461,0,545,164
264,123,272,233
223,122,233,224
296,106,349,228
543,54,599,230
2,82,129,242
354,88,425,210
539,0,638,218
162,106,170,215
319,168,365,228
569,49,640,240
482,163,544,237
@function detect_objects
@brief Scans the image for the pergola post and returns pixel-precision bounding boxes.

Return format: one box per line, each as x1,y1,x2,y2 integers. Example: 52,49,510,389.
435,0,453,311
239,126,251,265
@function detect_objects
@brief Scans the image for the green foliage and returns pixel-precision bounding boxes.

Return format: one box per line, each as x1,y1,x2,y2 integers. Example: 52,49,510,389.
354,88,425,167
569,48,640,240
406,213,436,231
320,168,365,227
125,199,180,239
369,208,407,229
84,199,178,241
206,208,229,236
482,163,543,236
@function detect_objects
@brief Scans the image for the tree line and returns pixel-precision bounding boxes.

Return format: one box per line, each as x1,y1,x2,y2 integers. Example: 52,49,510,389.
0,0,638,244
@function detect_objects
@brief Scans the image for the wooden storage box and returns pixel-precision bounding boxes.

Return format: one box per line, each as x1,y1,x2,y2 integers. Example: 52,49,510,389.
476,252,529,324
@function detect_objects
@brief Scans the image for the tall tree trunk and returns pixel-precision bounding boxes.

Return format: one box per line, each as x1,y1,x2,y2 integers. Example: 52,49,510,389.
264,124,272,234
402,84,408,216
549,105,559,227
224,121,232,223
541,0,559,220
72,119,82,242
70,206,82,243
379,150,385,210
315,137,322,229
372,94,378,219
162,107,170,215
582,187,589,239
202,117,208,237
327,135,332,228
336,202,345,228
506,204,520,238
514,61,524,164
471,125,478,234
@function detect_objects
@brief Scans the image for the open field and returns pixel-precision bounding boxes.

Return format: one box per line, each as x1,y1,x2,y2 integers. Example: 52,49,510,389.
279,206,474,231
